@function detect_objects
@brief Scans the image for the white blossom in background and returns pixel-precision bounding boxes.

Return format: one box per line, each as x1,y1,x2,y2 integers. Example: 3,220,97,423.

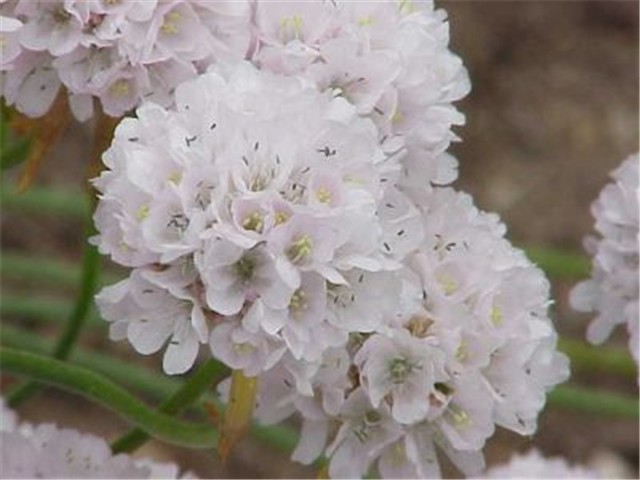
0,397,191,479
570,153,639,370
483,449,599,479
0,0,250,119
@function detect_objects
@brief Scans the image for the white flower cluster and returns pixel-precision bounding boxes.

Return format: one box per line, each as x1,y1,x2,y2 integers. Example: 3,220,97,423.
88,2,568,478
570,153,639,370
248,187,569,478
1,0,250,119
250,0,470,189
0,397,191,479
92,61,567,479
483,449,599,479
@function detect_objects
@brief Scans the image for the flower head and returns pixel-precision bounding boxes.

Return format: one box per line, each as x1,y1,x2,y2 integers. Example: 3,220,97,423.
1,0,251,120
0,398,191,478
484,449,600,479
570,153,639,371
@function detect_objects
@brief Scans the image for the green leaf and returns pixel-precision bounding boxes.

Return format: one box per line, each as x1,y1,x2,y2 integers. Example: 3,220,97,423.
7,220,102,406
523,246,590,279
111,359,229,454
549,384,639,418
1,325,189,402
559,338,637,378
1,326,299,453
1,347,219,449
0,183,88,217
1,293,103,327
1,251,121,289
0,136,31,171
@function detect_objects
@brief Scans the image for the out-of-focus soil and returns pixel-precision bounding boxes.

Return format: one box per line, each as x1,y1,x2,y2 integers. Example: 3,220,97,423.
1,1,638,478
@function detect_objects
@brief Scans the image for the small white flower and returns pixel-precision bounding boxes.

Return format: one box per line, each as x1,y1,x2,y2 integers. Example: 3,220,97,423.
570,153,639,371
484,449,600,479
0,398,191,478
326,389,404,479
355,329,446,424
96,266,207,375
209,320,286,377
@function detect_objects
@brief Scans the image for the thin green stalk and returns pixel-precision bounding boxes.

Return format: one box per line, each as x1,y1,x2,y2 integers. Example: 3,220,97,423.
559,338,637,378
1,252,121,288
1,294,102,327
1,325,183,400
549,384,638,418
524,246,590,279
2,252,80,287
0,183,88,217
111,359,229,454
1,326,300,451
1,347,218,448
7,219,101,407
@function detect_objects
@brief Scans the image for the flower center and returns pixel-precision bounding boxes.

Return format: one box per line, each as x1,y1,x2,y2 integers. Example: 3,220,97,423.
234,256,256,281
388,357,420,384
109,79,130,98
287,234,313,264
289,288,307,313
161,11,181,35
280,14,304,42
490,304,504,326
315,187,332,204
242,212,264,233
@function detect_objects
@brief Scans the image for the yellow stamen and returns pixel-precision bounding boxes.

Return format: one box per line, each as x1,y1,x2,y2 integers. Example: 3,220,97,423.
280,14,304,41
436,274,457,295
316,187,332,204
289,289,308,313
274,211,290,226
391,108,404,125
242,212,264,233
449,406,472,427
161,11,181,35
287,234,313,264
455,341,468,361
490,304,504,326
136,204,150,221
167,171,181,184
398,0,417,15
358,15,375,27
109,79,130,97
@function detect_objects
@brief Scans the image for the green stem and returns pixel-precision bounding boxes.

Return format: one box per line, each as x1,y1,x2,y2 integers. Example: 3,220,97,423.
7,219,101,407
111,359,228,454
1,294,102,327
2,325,181,399
1,252,120,289
524,246,590,279
1,326,298,450
2,252,80,288
0,183,88,217
559,338,637,378
1,347,218,449
548,384,638,418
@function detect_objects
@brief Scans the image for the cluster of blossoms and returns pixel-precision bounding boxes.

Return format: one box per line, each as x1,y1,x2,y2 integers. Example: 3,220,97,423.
0,398,191,478
93,58,568,478
1,0,250,118
570,153,639,373
72,0,568,477
483,449,599,479
1,0,468,191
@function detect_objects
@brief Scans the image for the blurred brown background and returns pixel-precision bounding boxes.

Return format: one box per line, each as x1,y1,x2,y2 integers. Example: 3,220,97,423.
2,1,638,478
